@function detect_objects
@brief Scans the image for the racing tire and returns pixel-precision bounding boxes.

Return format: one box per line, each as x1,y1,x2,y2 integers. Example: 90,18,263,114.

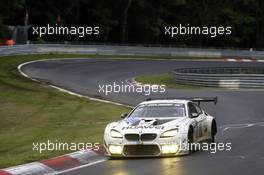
211,120,217,143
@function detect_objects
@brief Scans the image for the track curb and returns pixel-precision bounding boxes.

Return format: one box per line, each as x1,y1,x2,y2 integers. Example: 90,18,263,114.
0,146,106,175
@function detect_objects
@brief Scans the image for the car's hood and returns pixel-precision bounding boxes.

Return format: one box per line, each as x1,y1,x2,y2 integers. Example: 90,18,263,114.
112,117,189,134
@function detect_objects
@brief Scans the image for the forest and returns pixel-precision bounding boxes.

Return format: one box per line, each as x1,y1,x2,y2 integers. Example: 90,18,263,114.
0,0,263,48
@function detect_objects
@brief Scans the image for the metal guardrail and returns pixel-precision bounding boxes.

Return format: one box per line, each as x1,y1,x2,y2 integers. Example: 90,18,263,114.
173,67,264,88
1,44,264,59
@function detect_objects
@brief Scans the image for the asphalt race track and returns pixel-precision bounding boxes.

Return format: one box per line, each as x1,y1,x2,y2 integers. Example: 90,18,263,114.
21,59,264,175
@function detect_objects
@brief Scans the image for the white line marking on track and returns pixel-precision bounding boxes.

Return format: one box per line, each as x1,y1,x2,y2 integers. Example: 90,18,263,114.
227,59,236,62
242,59,252,62
220,121,264,131
18,58,133,108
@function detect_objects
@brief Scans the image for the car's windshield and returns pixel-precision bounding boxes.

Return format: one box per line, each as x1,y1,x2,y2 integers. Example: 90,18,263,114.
129,103,186,118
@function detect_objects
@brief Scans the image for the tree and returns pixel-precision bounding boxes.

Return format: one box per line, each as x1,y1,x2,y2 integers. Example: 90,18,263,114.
0,0,263,48
122,0,133,43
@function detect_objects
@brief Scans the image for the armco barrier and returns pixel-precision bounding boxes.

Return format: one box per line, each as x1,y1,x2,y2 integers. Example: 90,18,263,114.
1,44,264,58
173,67,264,88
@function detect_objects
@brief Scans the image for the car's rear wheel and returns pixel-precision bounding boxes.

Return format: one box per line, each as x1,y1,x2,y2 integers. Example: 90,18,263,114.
211,120,217,143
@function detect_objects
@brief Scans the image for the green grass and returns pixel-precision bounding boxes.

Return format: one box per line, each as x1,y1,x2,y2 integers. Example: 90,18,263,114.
0,54,132,168
135,73,200,89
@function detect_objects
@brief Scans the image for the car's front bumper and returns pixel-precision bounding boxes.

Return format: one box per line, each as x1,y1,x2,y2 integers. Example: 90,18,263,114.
104,135,189,157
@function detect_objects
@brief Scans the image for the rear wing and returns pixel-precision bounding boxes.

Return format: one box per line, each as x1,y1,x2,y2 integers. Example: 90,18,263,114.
146,97,217,105
185,97,217,105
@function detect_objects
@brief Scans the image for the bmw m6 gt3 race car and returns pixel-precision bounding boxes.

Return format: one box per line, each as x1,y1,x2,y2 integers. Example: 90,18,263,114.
104,97,217,157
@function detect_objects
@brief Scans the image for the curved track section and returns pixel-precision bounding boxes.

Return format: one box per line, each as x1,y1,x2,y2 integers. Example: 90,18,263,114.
21,59,264,175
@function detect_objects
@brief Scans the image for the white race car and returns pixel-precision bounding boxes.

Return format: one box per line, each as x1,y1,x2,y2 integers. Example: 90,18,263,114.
104,97,217,157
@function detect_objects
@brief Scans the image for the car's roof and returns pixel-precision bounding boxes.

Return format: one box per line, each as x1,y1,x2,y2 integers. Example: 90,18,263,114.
140,99,189,105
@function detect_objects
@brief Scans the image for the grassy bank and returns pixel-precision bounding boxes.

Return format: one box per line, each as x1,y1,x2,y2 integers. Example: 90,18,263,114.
0,54,131,168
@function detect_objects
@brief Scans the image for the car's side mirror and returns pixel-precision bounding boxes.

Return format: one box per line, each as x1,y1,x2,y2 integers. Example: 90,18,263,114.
191,112,199,118
121,113,128,119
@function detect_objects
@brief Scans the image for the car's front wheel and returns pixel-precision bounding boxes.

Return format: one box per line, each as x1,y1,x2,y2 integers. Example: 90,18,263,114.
188,127,194,153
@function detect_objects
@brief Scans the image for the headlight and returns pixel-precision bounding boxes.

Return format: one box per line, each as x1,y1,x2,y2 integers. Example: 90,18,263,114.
160,128,178,138
161,144,179,154
110,129,123,138
109,145,123,154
